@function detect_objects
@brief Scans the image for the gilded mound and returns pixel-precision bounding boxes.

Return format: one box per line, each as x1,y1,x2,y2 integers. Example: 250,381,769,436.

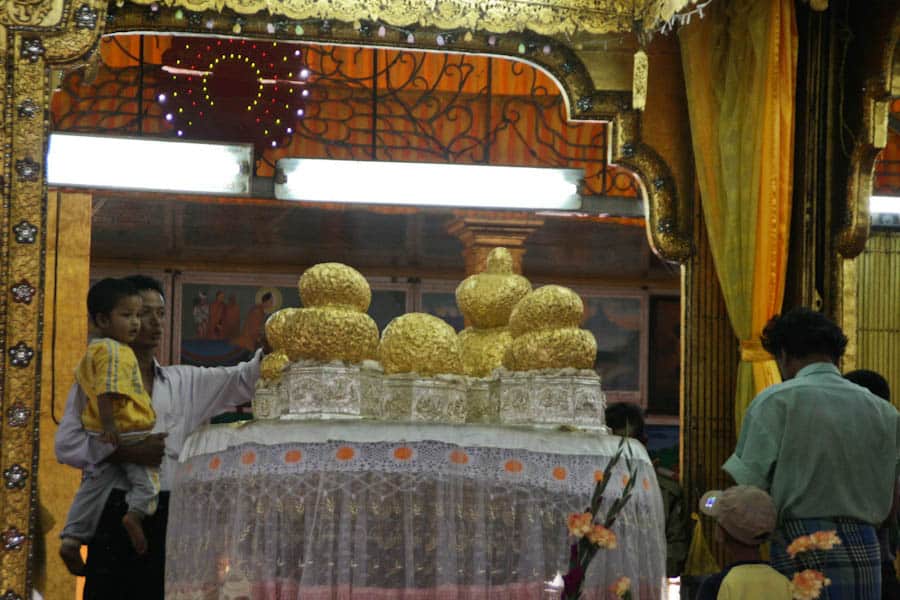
284,307,379,363
508,285,584,337
458,327,513,377
455,247,531,329
260,350,290,381
503,328,597,371
298,263,371,312
379,313,462,375
264,308,298,353
456,276,531,329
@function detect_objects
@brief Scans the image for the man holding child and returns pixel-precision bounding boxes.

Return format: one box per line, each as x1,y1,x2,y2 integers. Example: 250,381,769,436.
55,275,263,599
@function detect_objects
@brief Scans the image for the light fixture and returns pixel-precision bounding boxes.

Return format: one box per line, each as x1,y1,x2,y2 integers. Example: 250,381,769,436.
47,133,252,195
274,158,583,210
870,195,900,215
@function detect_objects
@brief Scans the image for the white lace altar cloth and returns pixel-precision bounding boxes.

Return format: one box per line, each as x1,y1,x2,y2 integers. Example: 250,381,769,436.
167,421,665,599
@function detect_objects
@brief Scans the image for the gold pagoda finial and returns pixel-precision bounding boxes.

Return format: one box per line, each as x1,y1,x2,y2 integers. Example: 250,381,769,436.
485,247,513,274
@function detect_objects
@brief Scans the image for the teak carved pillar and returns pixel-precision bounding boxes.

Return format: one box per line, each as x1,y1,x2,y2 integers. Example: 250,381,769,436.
447,215,545,275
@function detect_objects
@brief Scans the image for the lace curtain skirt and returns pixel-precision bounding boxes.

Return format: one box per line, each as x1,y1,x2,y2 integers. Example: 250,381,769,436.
166,421,666,599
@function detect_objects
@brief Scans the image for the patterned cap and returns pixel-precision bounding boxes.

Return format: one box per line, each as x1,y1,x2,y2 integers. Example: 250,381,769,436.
699,485,777,546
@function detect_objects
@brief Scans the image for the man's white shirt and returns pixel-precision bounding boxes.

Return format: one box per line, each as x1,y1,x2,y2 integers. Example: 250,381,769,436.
55,351,261,491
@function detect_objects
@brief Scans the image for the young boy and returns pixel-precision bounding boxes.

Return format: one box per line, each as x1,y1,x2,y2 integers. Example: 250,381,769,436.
696,485,792,599
58,278,159,575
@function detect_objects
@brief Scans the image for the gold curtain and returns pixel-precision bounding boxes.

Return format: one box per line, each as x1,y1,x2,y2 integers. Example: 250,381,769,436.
37,192,92,599
679,0,797,431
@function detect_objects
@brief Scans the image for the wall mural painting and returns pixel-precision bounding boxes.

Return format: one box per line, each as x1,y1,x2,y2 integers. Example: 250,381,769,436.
421,291,465,332
180,283,409,367
180,284,298,367
368,290,409,332
646,424,679,474
584,296,641,391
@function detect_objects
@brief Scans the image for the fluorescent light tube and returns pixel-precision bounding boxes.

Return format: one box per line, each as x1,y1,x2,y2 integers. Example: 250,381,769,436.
275,158,582,210
47,133,252,196
870,195,900,215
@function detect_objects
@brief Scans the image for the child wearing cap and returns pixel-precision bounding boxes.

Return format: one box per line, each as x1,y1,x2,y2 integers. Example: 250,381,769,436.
695,485,792,599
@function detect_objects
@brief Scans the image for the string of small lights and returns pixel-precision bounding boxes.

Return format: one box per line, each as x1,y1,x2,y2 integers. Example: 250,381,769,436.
157,38,311,153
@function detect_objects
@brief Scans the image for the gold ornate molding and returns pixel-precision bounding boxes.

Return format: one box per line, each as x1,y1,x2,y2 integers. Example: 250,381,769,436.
121,0,701,35
610,106,693,262
1,0,55,27
837,8,898,258
0,0,104,593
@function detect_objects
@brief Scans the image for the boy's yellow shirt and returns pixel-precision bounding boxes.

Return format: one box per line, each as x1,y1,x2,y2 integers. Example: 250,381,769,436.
76,338,156,433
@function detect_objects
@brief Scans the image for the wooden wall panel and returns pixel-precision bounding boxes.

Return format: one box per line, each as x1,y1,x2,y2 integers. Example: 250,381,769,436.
851,232,900,406
681,194,738,565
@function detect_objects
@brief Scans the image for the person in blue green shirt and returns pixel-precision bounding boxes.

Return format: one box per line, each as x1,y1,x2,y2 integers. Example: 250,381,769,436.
724,308,900,600
844,369,898,600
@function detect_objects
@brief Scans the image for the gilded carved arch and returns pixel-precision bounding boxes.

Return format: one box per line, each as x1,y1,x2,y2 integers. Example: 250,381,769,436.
1,1,694,594
837,5,899,258
103,3,693,261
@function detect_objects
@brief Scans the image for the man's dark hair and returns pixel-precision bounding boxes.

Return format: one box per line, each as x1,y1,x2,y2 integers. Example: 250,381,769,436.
760,307,848,362
87,278,139,324
604,402,646,441
122,275,165,298
261,292,273,303
845,369,891,402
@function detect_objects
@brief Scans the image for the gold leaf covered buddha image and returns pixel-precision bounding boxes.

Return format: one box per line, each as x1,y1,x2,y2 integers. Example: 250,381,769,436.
455,247,531,377
503,284,597,371
265,262,380,368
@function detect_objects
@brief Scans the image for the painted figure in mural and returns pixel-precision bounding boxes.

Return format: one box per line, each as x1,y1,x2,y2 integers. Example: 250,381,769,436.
58,278,160,574
207,290,227,339
191,291,209,337
234,291,275,351
724,308,900,598
223,293,242,340
55,275,263,599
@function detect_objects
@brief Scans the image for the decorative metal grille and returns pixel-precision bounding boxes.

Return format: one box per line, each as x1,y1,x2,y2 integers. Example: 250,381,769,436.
52,36,637,197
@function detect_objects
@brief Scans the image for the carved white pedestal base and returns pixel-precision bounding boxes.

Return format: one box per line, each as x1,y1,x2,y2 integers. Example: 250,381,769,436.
495,369,607,432
252,362,606,431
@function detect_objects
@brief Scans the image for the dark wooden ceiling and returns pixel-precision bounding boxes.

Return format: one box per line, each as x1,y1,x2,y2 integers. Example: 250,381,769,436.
90,194,679,286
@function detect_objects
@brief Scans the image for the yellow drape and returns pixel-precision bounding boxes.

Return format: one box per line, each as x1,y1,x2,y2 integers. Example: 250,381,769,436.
679,0,796,432
37,192,92,599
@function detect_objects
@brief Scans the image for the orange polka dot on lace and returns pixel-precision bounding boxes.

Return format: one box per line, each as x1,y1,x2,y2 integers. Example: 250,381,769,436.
393,447,413,460
622,474,630,486
336,446,355,461
208,457,221,470
241,451,256,465
594,470,605,482
284,450,302,463
643,478,651,490
505,460,523,473
552,467,567,480
450,450,469,465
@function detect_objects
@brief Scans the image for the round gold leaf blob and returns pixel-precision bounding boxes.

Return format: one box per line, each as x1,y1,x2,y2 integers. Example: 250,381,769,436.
298,263,371,312
264,308,298,353
503,328,597,371
456,247,531,329
260,350,290,381
284,307,379,363
378,313,462,375
458,326,513,377
508,285,584,337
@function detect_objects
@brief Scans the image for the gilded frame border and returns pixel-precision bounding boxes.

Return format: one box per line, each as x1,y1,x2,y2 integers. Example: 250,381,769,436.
0,0,693,594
